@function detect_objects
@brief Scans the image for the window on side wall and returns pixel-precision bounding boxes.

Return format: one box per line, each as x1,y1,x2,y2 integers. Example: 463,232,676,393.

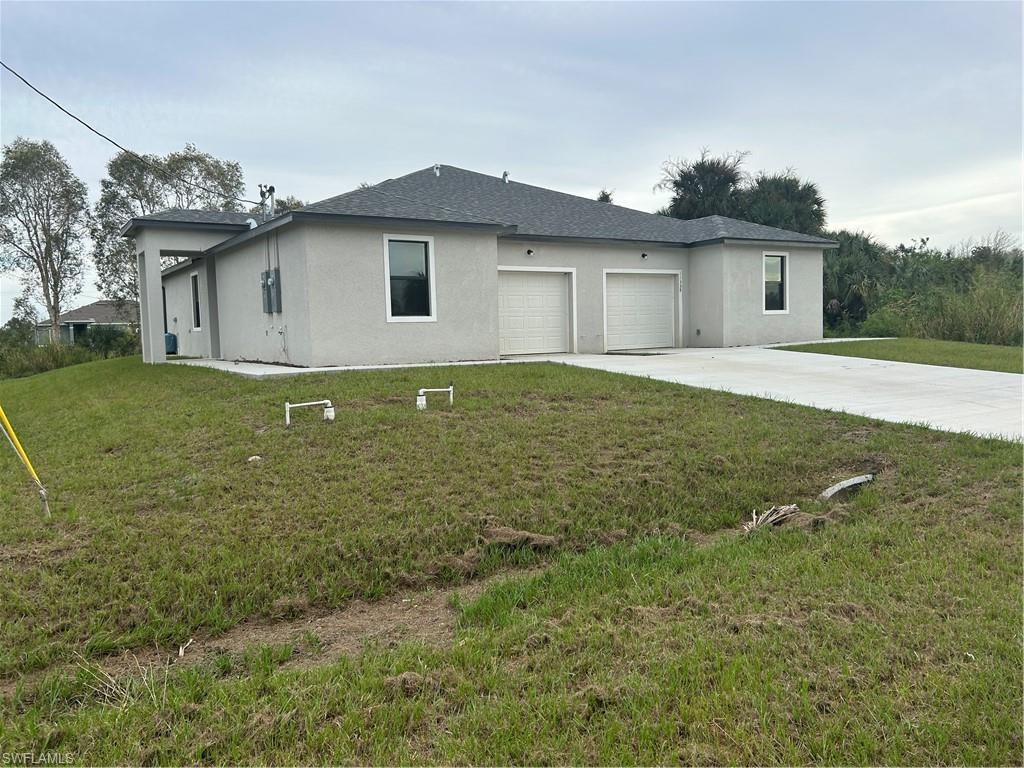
190,272,202,329
763,253,787,313
384,235,436,322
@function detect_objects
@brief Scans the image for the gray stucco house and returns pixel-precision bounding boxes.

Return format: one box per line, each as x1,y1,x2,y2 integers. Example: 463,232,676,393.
123,165,835,367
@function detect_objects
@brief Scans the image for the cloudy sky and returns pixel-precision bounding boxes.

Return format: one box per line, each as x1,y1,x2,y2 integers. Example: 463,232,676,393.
1,1,1021,323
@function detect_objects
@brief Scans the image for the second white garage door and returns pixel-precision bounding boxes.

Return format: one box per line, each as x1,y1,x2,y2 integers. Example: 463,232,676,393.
498,270,570,355
605,272,677,351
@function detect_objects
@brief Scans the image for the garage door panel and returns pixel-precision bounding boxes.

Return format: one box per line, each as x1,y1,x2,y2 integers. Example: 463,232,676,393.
499,271,570,355
606,273,676,351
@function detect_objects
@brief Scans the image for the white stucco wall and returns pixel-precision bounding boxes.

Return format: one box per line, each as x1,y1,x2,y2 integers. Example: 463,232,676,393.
137,227,243,363
154,222,825,366
162,262,210,358
721,244,823,346
496,239,689,353
685,244,726,347
214,227,312,365
301,222,500,367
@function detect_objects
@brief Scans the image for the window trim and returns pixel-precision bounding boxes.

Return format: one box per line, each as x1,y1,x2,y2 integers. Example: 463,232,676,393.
383,234,437,323
762,251,789,315
189,271,202,330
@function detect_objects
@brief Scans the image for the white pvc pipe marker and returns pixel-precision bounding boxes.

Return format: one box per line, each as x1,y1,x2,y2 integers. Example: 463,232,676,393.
285,399,335,426
416,385,454,410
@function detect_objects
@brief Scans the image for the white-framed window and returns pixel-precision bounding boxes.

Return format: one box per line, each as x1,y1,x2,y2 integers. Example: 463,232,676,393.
762,251,789,314
190,272,202,329
383,234,436,322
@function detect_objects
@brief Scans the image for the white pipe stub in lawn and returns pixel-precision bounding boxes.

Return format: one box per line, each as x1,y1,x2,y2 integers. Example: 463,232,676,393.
285,399,335,426
416,385,454,410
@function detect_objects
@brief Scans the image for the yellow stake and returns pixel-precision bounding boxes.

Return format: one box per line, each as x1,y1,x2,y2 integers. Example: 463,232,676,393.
0,402,49,516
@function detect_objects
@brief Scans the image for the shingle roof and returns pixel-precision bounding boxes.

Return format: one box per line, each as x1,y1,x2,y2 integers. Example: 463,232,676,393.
315,165,834,247
36,300,139,327
298,185,508,227
137,210,255,226
120,209,256,236
128,168,837,248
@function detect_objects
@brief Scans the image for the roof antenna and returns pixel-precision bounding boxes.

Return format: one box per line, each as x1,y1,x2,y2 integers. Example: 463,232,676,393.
258,184,276,223
502,170,509,184
433,164,441,177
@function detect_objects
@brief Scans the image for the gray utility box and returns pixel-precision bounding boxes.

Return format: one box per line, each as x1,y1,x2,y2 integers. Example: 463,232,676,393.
260,268,282,314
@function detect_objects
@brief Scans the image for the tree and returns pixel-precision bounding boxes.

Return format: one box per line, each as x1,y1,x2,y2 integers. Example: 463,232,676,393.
91,143,245,302
0,294,38,350
656,149,747,220
821,230,892,327
596,189,614,203
248,194,306,218
0,138,89,343
657,151,828,236
740,172,826,235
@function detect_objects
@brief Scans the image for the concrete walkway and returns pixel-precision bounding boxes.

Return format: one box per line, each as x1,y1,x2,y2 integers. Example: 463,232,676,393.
537,347,1022,441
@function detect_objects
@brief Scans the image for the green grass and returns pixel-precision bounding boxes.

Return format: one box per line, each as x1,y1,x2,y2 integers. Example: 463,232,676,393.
778,338,1023,374
1,357,1020,764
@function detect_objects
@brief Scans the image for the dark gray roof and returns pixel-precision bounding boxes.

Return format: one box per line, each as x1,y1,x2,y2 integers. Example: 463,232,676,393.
36,300,138,327
138,210,255,226
315,165,835,247
128,168,837,248
299,185,508,227
120,209,255,236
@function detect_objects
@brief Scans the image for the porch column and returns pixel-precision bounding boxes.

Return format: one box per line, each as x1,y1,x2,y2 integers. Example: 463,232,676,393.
136,246,166,364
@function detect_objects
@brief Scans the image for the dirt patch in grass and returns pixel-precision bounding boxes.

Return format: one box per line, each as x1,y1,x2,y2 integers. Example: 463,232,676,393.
1,566,543,700
0,538,80,565
440,521,561,577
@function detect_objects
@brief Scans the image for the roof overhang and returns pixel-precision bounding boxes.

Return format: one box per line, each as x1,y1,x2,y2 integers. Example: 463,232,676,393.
203,211,516,257
120,218,252,238
687,236,839,249
161,256,207,277
499,233,837,250
500,233,689,249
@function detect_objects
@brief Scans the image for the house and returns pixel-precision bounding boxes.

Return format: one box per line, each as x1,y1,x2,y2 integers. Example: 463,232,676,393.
122,165,836,367
34,299,139,345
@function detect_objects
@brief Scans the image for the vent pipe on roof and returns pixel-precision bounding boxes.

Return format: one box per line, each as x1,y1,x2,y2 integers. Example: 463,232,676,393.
433,164,441,177
502,171,509,183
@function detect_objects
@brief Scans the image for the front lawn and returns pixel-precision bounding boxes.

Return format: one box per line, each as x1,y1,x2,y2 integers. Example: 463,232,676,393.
1,357,1020,764
778,337,1023,374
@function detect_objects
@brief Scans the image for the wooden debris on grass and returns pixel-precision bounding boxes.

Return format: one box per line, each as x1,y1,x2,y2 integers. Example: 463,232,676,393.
742,504,801,534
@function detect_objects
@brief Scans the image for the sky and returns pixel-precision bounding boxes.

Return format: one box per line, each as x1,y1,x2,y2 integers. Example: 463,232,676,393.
1,0,1021,323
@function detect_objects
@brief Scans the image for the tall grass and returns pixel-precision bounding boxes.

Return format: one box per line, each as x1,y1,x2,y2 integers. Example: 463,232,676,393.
909,271,1023,346
860,270,1023,346
0,343,102,379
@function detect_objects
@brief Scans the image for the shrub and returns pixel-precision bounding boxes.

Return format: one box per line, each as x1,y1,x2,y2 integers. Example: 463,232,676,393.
75,326,140,358
0,344,102,379
860,304,910,338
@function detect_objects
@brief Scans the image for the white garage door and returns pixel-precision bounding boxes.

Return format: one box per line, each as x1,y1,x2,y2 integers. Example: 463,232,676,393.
498,271,570,355
605,272,677,351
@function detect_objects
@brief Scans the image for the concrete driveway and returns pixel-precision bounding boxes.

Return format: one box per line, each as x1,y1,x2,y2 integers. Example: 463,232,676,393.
541,347,1022,441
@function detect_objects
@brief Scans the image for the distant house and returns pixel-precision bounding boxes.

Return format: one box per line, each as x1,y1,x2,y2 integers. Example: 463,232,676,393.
34,300,139,345
123,165,835,367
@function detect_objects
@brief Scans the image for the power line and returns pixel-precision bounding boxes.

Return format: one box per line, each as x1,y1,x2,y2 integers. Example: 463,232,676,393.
0,60,261,207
